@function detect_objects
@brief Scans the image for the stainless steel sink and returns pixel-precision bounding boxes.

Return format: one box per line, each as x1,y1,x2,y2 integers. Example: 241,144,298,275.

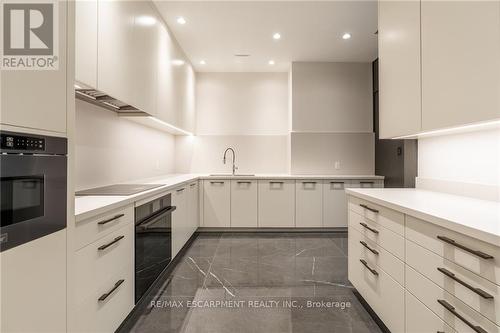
209,174,255,177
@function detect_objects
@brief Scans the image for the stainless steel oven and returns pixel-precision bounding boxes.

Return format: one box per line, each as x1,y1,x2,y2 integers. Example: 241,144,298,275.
0,131,67,252
135,194,175,303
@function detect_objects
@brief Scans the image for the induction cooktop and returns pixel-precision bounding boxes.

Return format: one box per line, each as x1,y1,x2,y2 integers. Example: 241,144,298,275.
75,184,165,196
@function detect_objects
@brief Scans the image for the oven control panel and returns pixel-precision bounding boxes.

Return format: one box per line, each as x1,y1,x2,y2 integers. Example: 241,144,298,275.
1,133,45,151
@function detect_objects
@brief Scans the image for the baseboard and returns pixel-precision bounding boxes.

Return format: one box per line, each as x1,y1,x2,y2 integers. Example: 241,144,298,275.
197,227,348,233
352,288,391,333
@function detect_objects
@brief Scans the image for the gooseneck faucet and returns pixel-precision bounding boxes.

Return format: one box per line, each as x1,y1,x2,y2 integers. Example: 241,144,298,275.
223,147,238,175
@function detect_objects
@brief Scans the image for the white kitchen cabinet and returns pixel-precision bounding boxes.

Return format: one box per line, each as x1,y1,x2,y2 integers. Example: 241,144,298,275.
156,23,177,126
132,1,159,116
421,0,500,131
378,0,421,139
258,180,295,227
0,1,68,133
1,230,67,333
97,0,137,106
172,185,188,257
323,180,348,228
203,180,231,227
350,180,384,188
188,181,200,233
75,0,97,88
231,180,258,227
405,291,455,333
295,180,322,227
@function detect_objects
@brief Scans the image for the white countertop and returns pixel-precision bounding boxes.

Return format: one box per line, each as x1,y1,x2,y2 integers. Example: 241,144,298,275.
346,188,500,246
75,173,384,222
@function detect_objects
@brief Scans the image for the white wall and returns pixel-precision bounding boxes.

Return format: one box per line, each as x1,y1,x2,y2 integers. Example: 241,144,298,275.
75,100,175,190
291,62,373,133
176,72,289,173
291,132,375,175
417,128,500,200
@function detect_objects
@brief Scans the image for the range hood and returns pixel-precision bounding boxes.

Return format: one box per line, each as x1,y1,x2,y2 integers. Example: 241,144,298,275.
75,88,147,116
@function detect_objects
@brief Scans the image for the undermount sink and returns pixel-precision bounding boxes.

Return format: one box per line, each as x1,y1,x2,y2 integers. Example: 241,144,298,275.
209,174,255,177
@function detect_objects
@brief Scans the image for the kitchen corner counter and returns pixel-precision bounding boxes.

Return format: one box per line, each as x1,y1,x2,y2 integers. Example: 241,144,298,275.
346,188,500,246
75,174,384,222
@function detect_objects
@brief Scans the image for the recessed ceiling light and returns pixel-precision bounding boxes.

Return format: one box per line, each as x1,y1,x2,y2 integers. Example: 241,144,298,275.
177,17,186,25
268,60,275,65
172,59,185,66
199,60,206,65
273,33,281,40
342,33,352,40
136,16,156,26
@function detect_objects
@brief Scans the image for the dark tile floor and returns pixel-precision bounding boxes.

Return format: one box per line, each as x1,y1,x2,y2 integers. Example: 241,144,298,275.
120,232,383,333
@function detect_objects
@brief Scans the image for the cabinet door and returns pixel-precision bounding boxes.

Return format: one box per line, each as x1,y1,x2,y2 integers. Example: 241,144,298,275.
296,181,322,227
75,0,97,88
172,186,187,257
258,180,295,227
421,1,500,130
188,181,199,233
378,0,421,138
203,180,230,227
132,1,159,116
0,1,67,133
323,181,348,228
231,180,258,227
97,0,136,105
156,23,177,125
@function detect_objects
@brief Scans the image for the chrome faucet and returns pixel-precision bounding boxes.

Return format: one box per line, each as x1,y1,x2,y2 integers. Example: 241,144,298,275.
223,147,238,175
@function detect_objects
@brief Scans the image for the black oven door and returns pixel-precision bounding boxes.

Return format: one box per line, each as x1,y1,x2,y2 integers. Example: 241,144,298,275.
0,154,67,252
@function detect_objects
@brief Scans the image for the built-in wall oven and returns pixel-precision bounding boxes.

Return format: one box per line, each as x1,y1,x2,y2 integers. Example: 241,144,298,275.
0,131,67,252
135,194,176,303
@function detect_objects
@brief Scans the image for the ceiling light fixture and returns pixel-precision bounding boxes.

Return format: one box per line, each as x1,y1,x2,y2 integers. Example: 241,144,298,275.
342,33,352,40
136,16,156,26
176,16,186,25
273,33,281,40
199,60,206,65
268,60,275,65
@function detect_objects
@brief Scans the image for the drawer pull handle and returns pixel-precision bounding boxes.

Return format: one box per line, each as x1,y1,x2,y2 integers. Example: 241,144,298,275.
237,181,252,184
98,279,125,302
210,181,224,185
176,188,185,192
359,222,379,234
437,236,494,260
97,214,125,225
359,204,379,213
360,241,379,255
437,267,494,299
437,299,487,333
359,259,378,276
190,183,197,187
270,181,284,184
98,235,125,251
302,181,317,184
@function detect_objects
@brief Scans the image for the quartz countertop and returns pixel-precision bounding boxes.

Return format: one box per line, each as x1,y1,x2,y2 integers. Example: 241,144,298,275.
75,173,384,222
346,188,500,246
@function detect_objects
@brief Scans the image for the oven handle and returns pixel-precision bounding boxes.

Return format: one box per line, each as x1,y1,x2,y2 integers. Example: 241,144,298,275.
136,206,176,228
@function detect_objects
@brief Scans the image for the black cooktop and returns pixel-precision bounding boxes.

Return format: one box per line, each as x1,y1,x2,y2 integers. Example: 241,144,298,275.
75,184,165,196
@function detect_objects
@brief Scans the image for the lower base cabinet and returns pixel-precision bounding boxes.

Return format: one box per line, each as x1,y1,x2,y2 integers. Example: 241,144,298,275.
173,182,199,257
203,180,231,227
323,180,348,227
258,180,295,227
231,180,258,227
296,180,322,227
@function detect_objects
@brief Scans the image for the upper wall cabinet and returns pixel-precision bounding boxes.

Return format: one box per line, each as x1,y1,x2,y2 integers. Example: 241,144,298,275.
97,0,137,106
75,0,97,88
378,0,500,139
378,0,421,139
1,2,68,134
421,1,500,131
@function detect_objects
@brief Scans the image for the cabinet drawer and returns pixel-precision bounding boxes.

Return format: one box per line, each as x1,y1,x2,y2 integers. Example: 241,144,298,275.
348,196,404,236
75,205,134,250
348,210,404,260
406,239,500,326
406,265,500,333
406,216,500,286
349,226,404,285
74,266,134,333
75,223,134,305
406,290,456,333
348,243,405,333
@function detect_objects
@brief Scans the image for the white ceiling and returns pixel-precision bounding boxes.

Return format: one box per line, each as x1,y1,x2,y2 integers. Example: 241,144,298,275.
154,1,378,72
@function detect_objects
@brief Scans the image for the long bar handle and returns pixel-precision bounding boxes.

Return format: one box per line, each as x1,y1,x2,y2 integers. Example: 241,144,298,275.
360,241,379,255
359,222,379,234
437,299,487,333
437,236,494,260
359,259,378,276
359,204,379,213
98,235,124,251
98,279,125,302
97,214,124,225
437,267,494,299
